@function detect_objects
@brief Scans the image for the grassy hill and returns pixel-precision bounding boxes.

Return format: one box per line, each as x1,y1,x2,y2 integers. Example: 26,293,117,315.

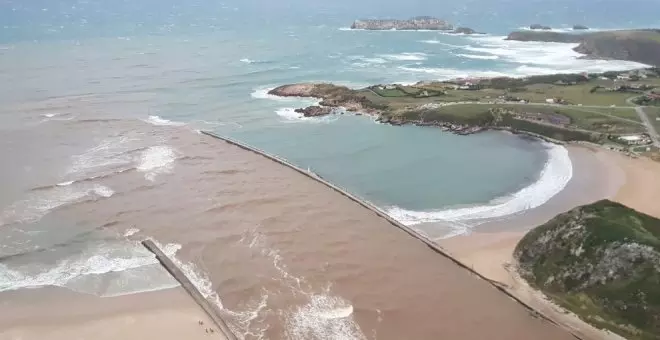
515,200,660,339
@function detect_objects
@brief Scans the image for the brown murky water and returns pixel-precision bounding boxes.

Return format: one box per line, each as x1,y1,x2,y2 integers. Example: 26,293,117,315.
0,113,577,339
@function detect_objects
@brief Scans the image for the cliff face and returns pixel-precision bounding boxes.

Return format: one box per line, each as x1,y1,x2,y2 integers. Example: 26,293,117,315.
574,32,660,66
506,29,660,66
515,200,660,339
350,17,453,30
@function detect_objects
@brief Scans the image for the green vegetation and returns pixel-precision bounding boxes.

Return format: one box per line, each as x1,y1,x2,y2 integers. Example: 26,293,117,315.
646,107,660,132
516,200,660,340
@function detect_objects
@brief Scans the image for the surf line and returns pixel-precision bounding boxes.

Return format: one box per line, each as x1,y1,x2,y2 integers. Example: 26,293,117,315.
200,131,585,340
142,240,238,340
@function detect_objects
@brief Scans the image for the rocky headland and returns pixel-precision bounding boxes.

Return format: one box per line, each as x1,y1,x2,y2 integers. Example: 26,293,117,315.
515,200,660,340
506,29,660,66
350,16,453,30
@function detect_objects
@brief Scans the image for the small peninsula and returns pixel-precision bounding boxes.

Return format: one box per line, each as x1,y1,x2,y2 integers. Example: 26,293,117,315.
506,29,660,66
350,16,453,30
515,200,660,340
269,68,660,156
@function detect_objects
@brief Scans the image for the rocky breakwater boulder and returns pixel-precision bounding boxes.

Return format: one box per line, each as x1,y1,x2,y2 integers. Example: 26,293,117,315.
350,16,453,31
515,200,660,339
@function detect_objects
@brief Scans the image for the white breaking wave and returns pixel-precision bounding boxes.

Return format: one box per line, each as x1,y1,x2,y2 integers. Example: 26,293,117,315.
144,115,186,126
418,39,441,44
251,87,321,106
137,145,177,181
398,66,510,79
275,108,340,124
348,55,388,68
380,52,428,61
236,229,366,340
0,184,114,226
464,35,648,73
386,143,573,226
240,58,256,64
93,185,114,198
287,294,364,340
123,228,140,237
455,53,499,60
0,242,181,296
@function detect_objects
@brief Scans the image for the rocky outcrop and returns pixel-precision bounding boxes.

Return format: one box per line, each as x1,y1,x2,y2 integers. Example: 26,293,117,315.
268,84,384,116
294,106,332,117
530,24,552,30
515,200,660,340
452,27,484,35
350,16,453,30
573,24,589,30
506,29,660,66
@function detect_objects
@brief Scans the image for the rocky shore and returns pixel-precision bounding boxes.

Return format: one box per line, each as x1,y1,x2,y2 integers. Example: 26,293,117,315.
350,16,453,31
267,84,567,143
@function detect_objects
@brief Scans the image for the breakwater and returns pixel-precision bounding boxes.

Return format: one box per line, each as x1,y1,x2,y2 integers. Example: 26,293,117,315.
200,131,583,339
142,239,238,340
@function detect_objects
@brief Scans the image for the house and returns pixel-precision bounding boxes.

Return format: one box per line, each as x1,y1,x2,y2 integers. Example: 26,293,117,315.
545,98,555,104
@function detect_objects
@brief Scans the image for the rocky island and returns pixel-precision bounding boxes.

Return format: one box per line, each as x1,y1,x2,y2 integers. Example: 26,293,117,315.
515,200,660,340
573,24,590,30
506,29,660,66
452,27,485,35
530,24,552,30
350,16,453,30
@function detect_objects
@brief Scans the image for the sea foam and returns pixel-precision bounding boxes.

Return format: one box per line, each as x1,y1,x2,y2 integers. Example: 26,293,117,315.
137,145,177,181
0,241,180,296
380,52,428,61
386,143,573,227
144,115,186,126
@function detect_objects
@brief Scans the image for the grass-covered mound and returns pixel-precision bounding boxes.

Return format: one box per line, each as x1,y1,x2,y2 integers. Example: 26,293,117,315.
515,200,660,339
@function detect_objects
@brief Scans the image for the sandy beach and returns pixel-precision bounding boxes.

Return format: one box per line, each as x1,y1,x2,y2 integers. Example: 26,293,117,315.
439,145,660,340
0,287,226,340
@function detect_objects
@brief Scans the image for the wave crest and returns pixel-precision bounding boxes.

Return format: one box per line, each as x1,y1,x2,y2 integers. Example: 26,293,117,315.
386,143,573,227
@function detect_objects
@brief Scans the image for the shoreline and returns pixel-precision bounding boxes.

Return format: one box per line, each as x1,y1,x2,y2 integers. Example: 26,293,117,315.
0,287,227,340
438,145,660,340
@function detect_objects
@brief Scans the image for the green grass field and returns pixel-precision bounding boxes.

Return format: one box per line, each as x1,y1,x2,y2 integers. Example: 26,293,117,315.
423,104,644,134
523,83,638,107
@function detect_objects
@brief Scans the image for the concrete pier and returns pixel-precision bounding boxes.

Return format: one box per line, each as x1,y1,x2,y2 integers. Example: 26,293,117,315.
142,239,237,340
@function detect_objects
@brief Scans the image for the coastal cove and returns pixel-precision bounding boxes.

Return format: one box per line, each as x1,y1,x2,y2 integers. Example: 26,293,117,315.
4,2,660,339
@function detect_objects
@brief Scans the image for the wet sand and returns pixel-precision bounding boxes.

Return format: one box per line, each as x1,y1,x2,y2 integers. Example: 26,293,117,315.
0,287,225,340
439,145,660,340
0,121,579,339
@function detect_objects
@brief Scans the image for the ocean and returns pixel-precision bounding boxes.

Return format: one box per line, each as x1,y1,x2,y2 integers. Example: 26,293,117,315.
1,0,659,338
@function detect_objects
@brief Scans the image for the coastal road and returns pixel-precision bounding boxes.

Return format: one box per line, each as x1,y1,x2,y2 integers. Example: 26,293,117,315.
627,94,660,146
635,106,660,146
